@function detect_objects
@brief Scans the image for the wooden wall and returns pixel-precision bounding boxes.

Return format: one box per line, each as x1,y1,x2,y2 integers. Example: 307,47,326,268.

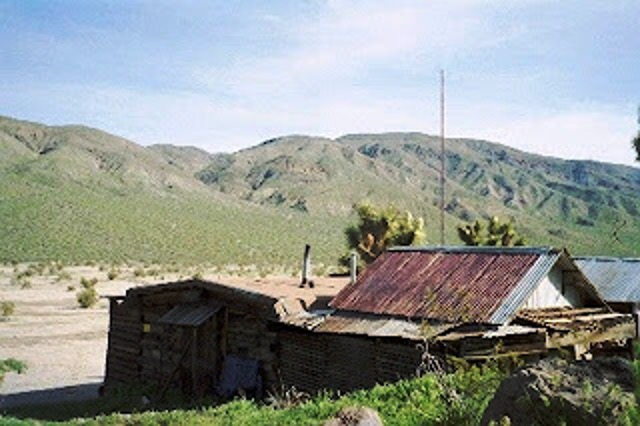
104,296,142,388
104,284,280,395
277,328,422,394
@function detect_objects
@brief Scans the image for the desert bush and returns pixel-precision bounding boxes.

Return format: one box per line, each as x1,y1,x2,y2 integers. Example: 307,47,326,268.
147,268,160,277
1,300,16,319
0,358,27,387
67,285,75,292
77,287,98,308
56,270,72,282
107,269,119,280
80,277,98,288
133,268,146,278
77,277,99,308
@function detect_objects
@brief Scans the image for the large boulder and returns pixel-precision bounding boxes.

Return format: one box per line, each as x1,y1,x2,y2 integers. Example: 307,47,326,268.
481,357,635,426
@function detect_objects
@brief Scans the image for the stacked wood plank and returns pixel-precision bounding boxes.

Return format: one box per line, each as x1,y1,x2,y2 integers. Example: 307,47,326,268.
104,297,142,388
104,280,282,396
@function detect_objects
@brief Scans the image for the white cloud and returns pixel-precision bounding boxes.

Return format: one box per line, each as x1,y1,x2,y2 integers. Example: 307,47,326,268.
455,104,638,166
4,1,637,169
192,1,532,100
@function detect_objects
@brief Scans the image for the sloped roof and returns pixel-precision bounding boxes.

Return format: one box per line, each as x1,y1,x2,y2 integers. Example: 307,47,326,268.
330,246,603,324
574,257,640,303
158,303,223,327
125,279,282,319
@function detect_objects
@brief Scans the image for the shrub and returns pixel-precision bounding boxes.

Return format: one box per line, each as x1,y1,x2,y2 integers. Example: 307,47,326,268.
77,287,98,308
56,270,72,282
107,269,119,280
77,277,99,308
1,300,15,319
0,358,27,387
80,277,98,289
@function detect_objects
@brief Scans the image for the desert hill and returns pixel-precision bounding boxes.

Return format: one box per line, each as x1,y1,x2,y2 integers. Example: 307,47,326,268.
1,114,638,266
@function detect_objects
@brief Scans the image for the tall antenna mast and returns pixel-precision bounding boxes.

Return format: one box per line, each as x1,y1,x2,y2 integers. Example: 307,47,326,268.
440,69,446,245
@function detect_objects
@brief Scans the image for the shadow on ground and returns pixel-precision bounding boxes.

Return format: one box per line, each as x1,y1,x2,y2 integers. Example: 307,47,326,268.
1,382,102,410
1,382,222,422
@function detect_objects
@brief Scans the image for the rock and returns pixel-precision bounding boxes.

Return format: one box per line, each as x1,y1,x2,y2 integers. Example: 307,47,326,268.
324,406,384,426
481,357,635,426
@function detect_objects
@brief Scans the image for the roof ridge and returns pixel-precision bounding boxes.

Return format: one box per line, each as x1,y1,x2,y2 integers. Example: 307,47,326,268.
388,246,557,255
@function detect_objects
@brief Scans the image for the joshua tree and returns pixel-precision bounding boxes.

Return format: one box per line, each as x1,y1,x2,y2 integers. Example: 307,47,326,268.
457,216,526,247
341,202,426,266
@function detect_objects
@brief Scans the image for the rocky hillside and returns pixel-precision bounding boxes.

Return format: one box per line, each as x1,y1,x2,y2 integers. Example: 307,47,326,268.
1,114,639,264
191,132,640,255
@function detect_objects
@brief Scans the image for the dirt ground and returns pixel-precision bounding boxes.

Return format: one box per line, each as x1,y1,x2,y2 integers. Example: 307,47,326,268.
0,265,347,409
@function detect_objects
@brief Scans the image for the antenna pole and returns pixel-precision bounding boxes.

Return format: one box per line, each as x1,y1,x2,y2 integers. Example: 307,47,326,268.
440,69,446,246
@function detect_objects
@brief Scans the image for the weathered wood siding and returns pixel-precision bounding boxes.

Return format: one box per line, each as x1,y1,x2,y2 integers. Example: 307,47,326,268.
104,281,281,395
278,328,422,393
104,297,142,388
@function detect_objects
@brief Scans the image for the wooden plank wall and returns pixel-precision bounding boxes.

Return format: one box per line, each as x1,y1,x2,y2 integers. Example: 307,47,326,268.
278,329,423,394
105,288,281,395
227,312,279,387
104,297,142,388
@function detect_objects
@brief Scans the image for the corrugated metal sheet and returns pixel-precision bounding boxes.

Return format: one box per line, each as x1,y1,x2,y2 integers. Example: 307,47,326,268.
316,315,423,340
282,311,456,340
330,247,563,324
490,252,560,323
158,303,222,327
574,257,640,303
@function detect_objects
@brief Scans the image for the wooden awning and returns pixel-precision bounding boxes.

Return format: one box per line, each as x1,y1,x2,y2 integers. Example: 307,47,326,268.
158,303,222,327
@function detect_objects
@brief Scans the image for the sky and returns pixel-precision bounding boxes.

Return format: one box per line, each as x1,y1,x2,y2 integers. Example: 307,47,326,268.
1,0,639,165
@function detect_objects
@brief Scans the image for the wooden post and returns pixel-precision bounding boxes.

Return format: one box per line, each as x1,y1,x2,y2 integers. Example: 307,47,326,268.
301,244,311,287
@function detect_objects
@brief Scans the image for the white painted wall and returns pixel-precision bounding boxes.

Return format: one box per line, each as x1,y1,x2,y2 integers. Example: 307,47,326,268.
522,264,583,309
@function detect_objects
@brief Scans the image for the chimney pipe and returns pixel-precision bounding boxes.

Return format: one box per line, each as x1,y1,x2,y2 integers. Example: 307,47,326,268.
350,251,358,284
301,244,311,287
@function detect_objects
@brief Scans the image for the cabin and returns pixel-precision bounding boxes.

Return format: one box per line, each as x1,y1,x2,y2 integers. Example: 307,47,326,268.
276,247,636,393
104,280,284,397
103,247,635,398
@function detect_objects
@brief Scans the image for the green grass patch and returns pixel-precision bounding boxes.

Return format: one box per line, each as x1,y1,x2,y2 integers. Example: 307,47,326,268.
1,364,506,425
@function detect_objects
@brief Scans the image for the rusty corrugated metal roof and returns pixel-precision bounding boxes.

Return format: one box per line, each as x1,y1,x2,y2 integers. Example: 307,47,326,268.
282,310,457,340
330,247,568,324
574,257,640,303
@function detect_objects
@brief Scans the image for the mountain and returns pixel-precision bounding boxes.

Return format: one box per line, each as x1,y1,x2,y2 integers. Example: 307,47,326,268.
0,116,345,267
193,132,640,256
1,114,638,266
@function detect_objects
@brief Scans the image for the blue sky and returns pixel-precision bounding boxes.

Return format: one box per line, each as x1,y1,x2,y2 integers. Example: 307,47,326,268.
1,1,639,165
